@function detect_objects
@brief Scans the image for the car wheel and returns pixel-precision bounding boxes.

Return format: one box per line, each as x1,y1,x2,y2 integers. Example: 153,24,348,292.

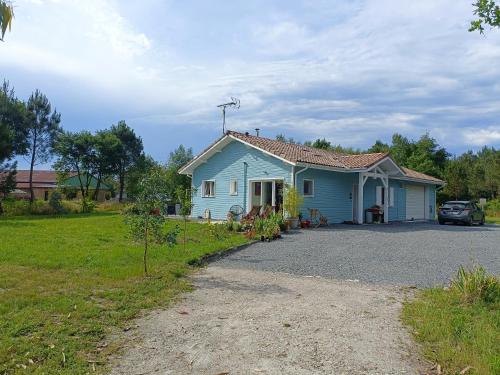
465,217,473,226
438,220,445,225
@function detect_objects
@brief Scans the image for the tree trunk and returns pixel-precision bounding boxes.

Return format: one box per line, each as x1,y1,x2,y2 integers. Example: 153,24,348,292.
119,168,125,202
93,174,102,201
29,131,37,205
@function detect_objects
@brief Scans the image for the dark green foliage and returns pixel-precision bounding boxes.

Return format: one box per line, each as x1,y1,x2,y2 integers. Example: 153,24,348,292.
165,145,193,200
110,121,143,202
48,191,64,214
125,154,158,200
470,0,500,33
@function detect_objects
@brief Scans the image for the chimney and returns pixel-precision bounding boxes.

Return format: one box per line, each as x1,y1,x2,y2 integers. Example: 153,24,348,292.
255,128,260,137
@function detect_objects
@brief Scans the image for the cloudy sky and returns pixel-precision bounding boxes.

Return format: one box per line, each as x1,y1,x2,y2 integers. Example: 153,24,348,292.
3,0,500,167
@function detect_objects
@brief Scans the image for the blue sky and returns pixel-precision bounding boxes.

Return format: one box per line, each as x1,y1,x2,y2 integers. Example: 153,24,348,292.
3,0,500,168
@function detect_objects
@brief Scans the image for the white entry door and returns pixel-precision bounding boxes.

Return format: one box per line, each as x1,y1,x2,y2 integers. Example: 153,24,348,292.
406,185,425,220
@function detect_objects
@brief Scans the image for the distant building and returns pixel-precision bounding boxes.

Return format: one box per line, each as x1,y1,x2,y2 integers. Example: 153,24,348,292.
14,170,111,202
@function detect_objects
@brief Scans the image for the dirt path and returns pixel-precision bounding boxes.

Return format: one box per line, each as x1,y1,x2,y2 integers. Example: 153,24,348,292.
110,266,426,375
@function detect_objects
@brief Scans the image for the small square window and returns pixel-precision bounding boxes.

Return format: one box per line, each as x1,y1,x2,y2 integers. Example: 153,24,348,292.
230,179,238,195
303,179,314,196
202,180,215,197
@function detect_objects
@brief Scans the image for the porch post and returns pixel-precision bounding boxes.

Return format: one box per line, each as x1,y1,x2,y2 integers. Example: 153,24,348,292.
358,173,364,224
383,177,389,224
271,180,276,208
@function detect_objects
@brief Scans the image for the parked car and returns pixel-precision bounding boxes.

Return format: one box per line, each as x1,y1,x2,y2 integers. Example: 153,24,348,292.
438,201,485,226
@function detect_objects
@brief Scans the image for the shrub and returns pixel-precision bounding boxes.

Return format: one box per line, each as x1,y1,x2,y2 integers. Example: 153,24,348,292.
283,184,304,218
49,192,65,214
81,197,95,213
452,265,499,304
232,221,242,232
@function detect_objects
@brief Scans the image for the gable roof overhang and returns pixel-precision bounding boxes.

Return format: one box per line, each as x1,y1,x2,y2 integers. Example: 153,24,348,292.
178,133,297,175
179,132,445,185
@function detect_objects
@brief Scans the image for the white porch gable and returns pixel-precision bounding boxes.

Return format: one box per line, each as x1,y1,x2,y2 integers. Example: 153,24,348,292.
356,157,404,224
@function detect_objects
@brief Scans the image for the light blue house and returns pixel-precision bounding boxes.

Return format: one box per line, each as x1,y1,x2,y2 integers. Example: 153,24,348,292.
179,131,445,224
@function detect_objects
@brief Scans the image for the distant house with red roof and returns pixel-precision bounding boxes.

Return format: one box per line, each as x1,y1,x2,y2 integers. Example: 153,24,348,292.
14,170,111,202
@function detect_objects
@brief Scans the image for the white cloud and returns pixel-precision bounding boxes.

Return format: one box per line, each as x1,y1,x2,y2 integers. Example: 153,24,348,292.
463,126,500,146
3,0,500,157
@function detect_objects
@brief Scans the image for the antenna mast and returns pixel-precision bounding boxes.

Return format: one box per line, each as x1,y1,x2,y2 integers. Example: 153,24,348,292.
217,97,240,134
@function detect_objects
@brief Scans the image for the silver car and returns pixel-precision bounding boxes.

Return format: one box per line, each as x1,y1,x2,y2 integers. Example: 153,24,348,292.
438,201,485,226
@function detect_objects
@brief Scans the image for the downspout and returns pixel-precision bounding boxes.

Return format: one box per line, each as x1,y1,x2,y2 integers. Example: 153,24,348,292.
294,166,309,188
243,162,248,213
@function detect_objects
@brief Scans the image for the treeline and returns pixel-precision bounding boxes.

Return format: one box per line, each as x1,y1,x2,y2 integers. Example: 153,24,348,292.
0,80,193,213
276,133,499,202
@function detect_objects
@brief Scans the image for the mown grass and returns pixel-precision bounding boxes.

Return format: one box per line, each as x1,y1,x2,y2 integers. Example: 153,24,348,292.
402,273,500,375
0,213,248,374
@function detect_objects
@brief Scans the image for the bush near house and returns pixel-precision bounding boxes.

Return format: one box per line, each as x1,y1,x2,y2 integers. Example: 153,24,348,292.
402,265,500,375
0,213,248,374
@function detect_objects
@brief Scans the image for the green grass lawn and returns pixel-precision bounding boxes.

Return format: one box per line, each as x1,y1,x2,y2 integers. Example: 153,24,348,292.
0,213,248,374
402,288,500,375
486,216,500,224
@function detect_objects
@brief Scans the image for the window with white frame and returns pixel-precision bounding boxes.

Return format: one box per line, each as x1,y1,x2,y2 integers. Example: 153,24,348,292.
202,180,215,197
229,179,238,195
303,179,314,196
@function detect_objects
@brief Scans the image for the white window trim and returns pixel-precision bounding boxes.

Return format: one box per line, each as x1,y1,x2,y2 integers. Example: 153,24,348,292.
229,179,238,196
202,180,216,198
303,179,314,197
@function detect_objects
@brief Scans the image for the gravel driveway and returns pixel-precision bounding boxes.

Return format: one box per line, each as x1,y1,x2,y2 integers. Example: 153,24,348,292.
111,267,427,375
216,222,500,286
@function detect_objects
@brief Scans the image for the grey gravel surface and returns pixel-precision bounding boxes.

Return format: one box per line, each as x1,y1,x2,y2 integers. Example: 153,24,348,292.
111,267,427,375
216,222,500,287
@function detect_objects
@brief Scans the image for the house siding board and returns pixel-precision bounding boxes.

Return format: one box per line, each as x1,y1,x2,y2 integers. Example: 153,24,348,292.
191,140,291,219
296,169,355,224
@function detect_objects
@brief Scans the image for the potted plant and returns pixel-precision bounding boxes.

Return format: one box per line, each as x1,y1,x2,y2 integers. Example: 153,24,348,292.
283,184,304,229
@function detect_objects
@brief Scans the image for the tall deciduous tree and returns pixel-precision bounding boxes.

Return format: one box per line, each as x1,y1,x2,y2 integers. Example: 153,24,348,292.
165,145,193,200
93,129,121,200
53,131,97,203
110,121,143,202
0,1,14,41
470,0,500,33
25,89,61,203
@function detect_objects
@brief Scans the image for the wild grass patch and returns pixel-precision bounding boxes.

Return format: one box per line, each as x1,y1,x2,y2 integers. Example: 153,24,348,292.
402,265,500,375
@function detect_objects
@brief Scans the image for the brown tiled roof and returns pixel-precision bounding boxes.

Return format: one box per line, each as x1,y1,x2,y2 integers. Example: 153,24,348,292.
228,131,387,169
15,170,58,183
14,170,80,189
401,167,444,183
180,131,445,184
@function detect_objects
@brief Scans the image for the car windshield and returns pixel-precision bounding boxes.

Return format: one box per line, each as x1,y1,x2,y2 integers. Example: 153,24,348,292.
442,203,466,209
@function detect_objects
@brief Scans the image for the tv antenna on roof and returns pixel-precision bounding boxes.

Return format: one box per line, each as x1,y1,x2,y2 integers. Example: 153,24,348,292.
217,97,240,134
